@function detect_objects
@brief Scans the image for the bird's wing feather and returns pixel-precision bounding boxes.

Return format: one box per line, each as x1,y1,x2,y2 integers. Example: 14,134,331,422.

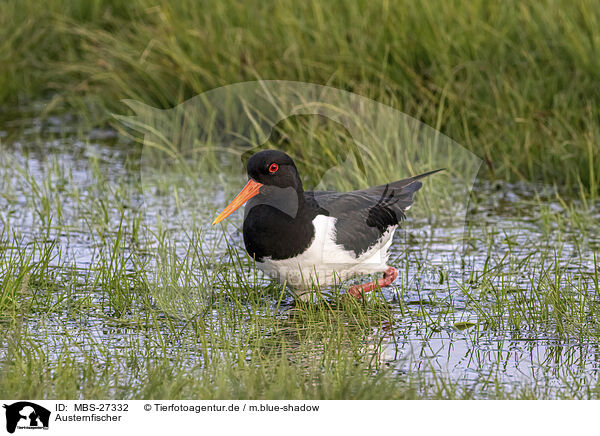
307,169,442,256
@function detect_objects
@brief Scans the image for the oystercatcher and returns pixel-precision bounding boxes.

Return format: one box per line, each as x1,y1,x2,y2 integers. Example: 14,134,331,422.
213,150,441,300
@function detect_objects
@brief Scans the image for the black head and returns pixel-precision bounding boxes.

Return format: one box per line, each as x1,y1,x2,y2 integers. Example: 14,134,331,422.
246,150,303,192
212,150,304,225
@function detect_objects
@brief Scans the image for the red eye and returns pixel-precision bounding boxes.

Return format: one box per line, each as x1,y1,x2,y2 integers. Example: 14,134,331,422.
268,163,279,173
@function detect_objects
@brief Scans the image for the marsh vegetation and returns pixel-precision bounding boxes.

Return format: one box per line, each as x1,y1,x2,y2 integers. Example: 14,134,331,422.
1,0,599,399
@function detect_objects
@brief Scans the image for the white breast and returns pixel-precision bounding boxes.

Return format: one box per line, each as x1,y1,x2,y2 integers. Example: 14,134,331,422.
256,215,396,292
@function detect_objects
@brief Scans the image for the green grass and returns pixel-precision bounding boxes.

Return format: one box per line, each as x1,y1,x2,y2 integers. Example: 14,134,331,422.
1,0,599,192
2,0,600,400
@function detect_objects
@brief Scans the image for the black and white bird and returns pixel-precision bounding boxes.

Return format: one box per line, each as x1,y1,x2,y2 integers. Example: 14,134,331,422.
213,150,441,300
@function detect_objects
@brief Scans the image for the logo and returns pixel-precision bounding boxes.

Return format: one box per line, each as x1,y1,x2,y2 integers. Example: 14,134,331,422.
3,402,50,434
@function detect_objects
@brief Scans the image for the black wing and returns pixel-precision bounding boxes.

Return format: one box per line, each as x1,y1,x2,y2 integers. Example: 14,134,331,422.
306,169,442,256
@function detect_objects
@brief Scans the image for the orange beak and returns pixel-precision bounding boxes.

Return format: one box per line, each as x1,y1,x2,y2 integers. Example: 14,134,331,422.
212,179,263,225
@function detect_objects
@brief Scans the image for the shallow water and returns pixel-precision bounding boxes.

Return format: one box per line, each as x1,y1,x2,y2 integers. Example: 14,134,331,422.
1,114,599,398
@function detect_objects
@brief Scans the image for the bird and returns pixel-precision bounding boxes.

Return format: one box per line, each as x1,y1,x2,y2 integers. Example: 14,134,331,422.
212,149,441,301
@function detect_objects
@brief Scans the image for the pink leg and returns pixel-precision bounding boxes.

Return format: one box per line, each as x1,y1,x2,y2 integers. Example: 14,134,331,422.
348,266,398,299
